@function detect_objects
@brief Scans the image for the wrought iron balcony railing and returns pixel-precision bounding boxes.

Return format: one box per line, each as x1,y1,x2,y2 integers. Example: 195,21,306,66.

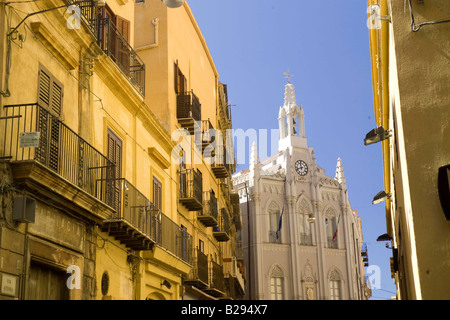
179,168,203,211
177,91,201,134
184,248,209,289
0,103,115,208
204,260,225,297
213,208,230,242
198,191,218,227
327,236,338,249
300,233,313,246
101,178,161,250
95,18,145,96
67,1,145,96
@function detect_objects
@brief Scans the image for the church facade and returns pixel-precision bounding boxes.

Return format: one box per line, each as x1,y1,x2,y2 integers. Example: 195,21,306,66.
232,82,370,300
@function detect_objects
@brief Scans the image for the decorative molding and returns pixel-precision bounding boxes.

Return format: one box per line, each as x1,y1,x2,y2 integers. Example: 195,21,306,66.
30,22,78,70
148,147,170,169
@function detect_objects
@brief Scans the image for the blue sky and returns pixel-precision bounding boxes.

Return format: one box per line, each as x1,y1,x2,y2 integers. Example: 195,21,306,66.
187,0,396,300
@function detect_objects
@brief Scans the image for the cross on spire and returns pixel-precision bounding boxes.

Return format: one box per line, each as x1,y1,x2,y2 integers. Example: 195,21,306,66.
283,71,294,84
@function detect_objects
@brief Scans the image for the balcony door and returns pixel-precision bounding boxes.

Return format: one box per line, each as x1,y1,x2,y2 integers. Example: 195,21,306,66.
36,64,63,173
107,128,122,216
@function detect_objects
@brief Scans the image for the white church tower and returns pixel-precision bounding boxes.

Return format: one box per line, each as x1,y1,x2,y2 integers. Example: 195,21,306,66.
232,81,371,300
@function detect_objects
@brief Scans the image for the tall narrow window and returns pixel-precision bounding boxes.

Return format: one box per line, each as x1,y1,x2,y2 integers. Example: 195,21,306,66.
268,202,281,243
116,16,130,74
174,61,187,94
325,216,337,249
270,265,284,300
153,177,162,212
36,64,63,172
38,64,64,117
329,269,342,300
107,129,122,214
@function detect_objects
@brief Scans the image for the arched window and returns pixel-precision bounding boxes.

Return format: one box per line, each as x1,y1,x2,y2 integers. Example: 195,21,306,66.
324,207,338,249
329,269,342,300
298,198,313,246
268,201,281,243
270,265,284,300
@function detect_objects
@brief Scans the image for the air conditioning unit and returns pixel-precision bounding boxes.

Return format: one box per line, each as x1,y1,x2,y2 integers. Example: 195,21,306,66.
13,196,36,223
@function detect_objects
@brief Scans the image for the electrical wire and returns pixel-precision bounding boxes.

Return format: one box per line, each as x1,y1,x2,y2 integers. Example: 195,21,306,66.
408,0,450,32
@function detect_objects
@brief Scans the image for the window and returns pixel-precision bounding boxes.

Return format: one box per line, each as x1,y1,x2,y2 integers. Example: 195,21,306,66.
268,202,281,243
330,280,341,300
174,61,187,94
153,177,162,212
329,269,342,300
198,239,204,253
325,216,337,248
36,64,63,172
107,129,122,213
270,265,284,300
298,199,313,246
38,64,63,117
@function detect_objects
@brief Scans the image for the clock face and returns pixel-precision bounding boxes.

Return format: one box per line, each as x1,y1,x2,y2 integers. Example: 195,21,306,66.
295,160,308,176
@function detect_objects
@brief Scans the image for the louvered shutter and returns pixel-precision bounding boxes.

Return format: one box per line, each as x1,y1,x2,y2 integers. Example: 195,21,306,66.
38,65,63,117
116,16,130,75
107,129,123,215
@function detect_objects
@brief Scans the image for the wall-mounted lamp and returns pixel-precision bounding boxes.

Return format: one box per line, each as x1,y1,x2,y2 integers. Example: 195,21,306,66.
364,126,391,146
438,164,450,220
376,233,392,241
307,213,316,223
161,279,171,290
372,190,391,205
162,0,185,8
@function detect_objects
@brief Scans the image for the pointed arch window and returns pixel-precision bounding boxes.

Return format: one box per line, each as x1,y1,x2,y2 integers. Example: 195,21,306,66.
329,269,342,300
268,202,281,243
270,265,285,300
298,199,313,246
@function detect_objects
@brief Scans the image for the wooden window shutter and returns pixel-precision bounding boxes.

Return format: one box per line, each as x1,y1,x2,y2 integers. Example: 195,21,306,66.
174,61,179,94
107,129,123,214
153,177,162,212
38,65,63,117
107,128,123,180
116,16,130,74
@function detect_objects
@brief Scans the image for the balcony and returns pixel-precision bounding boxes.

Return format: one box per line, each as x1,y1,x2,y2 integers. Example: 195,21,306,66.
300,233,313,246
67,1,145,96
211,146,231,179
184,248,209,289
204,260,225,297
95,18,145,97
0,103,115,219
177,91,201,134
230,193,242,230
327,236,338,249
223,257,245,299
213,209,230,242
199,119,215,156
179,168,203,211
101,178,161,251
198,191,218,227
361,242,369,267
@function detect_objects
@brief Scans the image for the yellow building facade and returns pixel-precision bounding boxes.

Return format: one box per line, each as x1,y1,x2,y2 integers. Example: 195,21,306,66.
367,0,450,300
0,0,207,300
135,0,245,300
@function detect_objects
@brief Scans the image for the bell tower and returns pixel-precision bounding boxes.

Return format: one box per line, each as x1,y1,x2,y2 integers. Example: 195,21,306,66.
278,81,307,151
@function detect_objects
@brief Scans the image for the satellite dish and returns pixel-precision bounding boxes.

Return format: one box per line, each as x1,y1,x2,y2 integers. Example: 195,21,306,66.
162,0,185,8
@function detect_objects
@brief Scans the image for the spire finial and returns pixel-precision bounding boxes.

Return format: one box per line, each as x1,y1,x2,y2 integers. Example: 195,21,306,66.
283,71,294,84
